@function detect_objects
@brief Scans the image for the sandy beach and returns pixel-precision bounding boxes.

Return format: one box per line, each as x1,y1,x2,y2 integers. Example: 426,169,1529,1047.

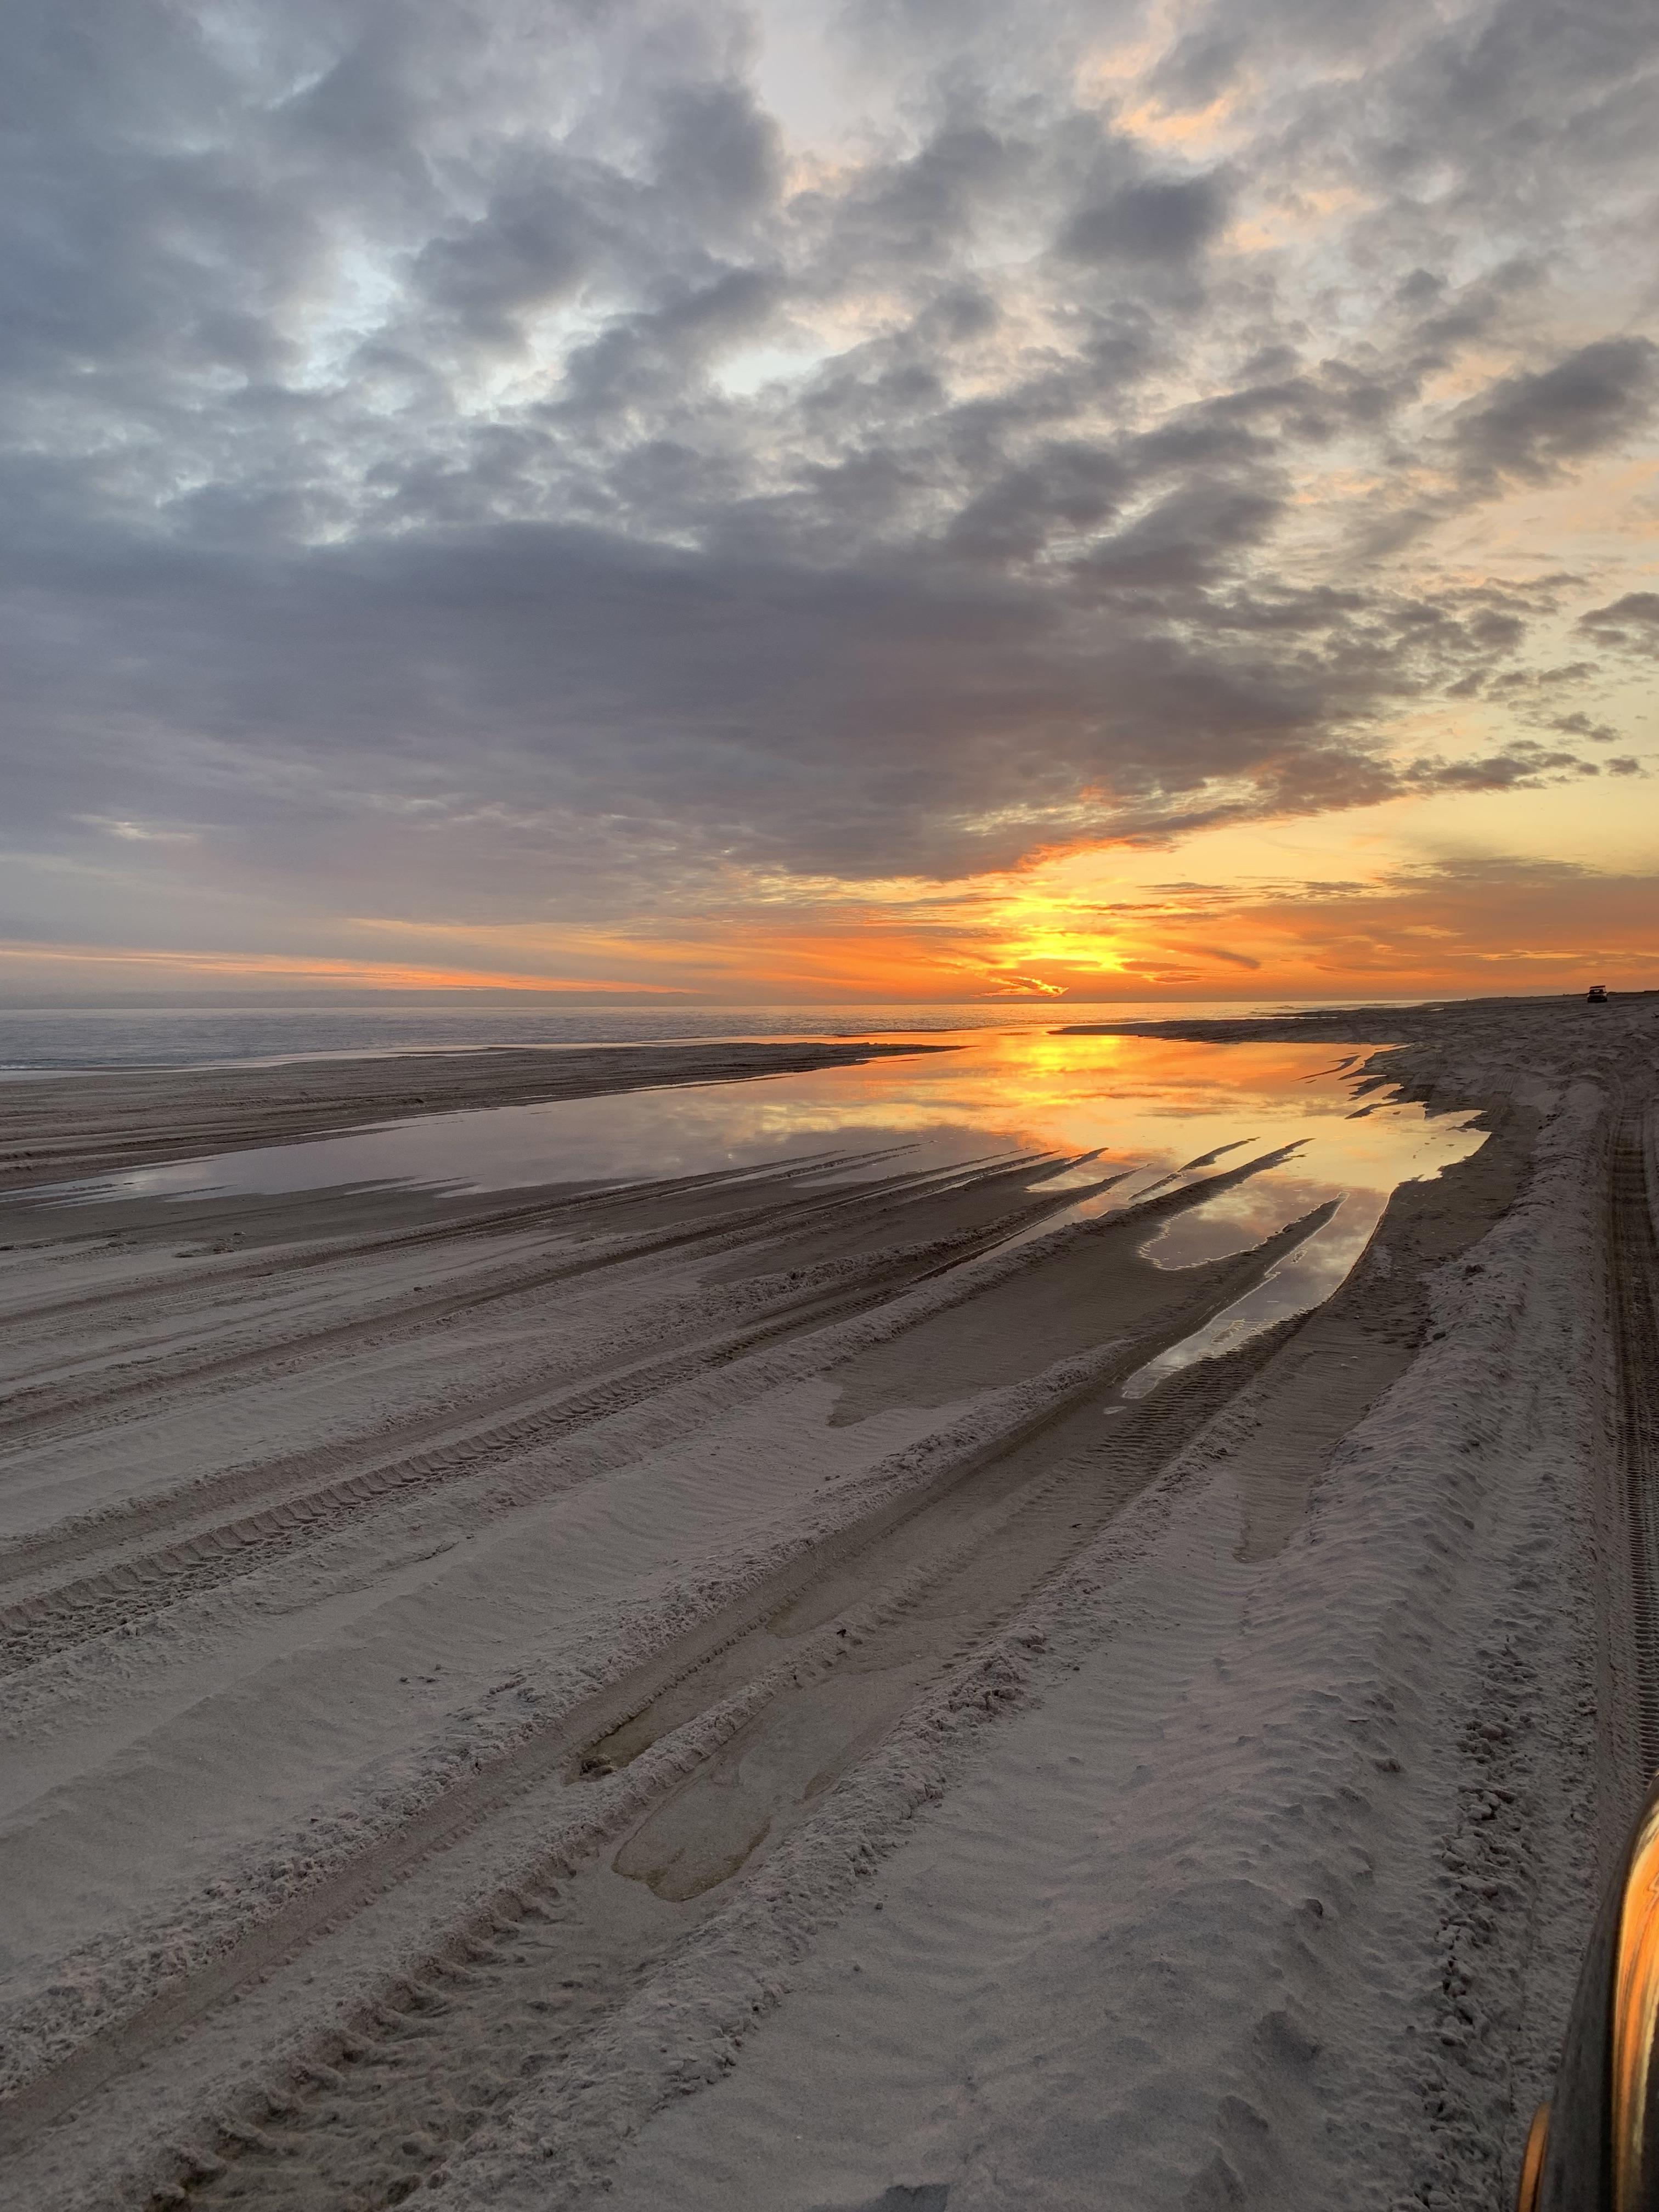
1,992,1656,2212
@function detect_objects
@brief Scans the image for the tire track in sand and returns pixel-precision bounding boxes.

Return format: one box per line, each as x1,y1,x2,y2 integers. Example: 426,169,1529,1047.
0,1154,1031,1444
1610,1104,1659,1771
0,1151,1059,1577
0,1212,1323,2172
163,1118,1534,2212
1,1105,1534,2203
0,1164,1111,1671
0,1152,874,1337
159,1332,1297,2212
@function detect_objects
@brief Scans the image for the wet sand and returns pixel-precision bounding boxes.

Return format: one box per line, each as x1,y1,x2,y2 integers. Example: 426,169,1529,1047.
0,1038,949,1191
1,992,1656,2212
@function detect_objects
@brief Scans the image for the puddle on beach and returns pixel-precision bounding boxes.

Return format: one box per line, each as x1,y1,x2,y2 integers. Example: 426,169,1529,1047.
33,1031,1485,1381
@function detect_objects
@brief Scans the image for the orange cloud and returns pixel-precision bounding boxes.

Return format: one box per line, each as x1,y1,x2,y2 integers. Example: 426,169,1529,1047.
12,831,1658,1006
0,942,691,994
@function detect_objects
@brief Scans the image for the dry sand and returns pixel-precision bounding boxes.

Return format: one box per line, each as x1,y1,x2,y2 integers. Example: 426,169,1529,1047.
0,992,1655,2211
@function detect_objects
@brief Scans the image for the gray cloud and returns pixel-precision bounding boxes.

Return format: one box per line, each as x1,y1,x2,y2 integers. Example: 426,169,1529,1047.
1580,591,1659,651
1452,336,1659,486
1148,26,1245,111
1549,712,1622,743
1058,172,1231,265
0,0,1654,947
1407,742,1602,793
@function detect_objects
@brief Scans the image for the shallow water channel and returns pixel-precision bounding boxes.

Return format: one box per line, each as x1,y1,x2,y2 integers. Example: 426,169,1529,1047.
59,1029,1483,1379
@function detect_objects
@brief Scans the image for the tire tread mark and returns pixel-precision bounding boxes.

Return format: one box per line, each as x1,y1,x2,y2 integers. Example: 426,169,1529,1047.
1610,1105,1659,1772
0,1154,1048,1447
0,1155,1053,1602
0,1149,881,1332
0,1170,933,1438
0,1242,1311,2163
0,1180,1110,1669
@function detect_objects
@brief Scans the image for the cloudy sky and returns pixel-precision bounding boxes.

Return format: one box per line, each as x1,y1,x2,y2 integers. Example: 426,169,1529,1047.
4,0,1657,1003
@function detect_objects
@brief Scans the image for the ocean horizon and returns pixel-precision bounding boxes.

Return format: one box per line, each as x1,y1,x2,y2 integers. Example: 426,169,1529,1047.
0,995,1457,1072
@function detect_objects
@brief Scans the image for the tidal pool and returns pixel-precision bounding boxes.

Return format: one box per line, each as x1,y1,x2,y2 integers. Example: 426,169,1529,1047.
38,1029,1484,1377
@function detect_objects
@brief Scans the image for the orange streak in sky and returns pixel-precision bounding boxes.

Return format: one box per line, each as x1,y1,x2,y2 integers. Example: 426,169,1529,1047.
0,943,691,993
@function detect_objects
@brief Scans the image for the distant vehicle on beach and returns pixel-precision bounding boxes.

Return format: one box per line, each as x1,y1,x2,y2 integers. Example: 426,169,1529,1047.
1587,984,1609,1003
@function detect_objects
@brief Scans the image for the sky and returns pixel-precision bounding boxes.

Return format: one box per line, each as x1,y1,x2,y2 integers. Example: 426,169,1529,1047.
2,0,1657,1005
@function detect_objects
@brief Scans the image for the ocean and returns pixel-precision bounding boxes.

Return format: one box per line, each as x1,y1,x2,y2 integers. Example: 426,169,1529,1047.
0,998,1425,1073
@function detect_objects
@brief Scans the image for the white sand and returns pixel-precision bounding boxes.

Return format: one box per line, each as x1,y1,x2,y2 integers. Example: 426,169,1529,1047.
1,995,1654,2211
